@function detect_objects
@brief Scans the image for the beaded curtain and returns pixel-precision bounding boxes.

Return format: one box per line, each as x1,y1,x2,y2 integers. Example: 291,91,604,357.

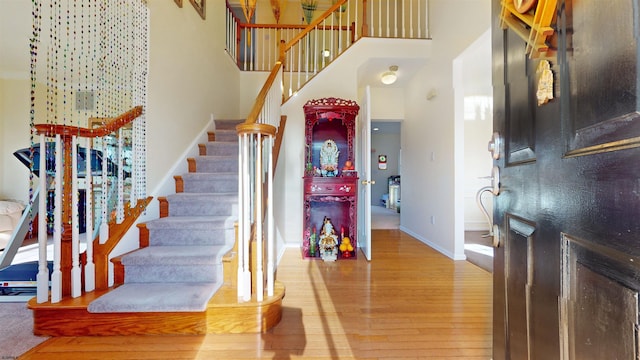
29,0,148,224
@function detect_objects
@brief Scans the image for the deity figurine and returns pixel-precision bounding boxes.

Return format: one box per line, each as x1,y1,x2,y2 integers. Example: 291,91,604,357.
319,139,339,177
318,216,338,261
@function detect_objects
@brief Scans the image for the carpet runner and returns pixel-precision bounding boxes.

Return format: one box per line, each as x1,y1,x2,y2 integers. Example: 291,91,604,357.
88,120,242,313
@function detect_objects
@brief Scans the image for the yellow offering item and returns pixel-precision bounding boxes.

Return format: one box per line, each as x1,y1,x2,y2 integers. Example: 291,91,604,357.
339,237,354,252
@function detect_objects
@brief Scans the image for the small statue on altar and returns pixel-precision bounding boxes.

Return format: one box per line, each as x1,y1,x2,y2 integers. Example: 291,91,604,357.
319,139,339,177
318,216,338,261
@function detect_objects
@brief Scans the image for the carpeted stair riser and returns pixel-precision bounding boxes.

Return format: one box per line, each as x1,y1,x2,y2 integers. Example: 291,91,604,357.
194,156,238,173
146,226,234,247
214,119,244,130
166,193,237,217
181,173,238,193
214,130,238,142
205,142,238,156
121,246,225,283
125,264,221,283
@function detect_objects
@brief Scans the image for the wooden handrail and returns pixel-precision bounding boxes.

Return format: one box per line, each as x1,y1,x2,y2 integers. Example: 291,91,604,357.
239,22,351,31
94,196,152,290
33,106,143,138
31,105,143,297
242,62,283,126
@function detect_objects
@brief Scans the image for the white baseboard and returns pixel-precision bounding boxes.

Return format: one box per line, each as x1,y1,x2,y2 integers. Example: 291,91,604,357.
399,226,467,261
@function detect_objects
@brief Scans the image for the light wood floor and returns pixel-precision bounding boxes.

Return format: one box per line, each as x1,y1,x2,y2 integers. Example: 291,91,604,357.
20,230,492,359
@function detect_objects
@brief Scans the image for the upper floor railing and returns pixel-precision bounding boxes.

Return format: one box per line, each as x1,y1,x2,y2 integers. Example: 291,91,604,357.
226,0,430,100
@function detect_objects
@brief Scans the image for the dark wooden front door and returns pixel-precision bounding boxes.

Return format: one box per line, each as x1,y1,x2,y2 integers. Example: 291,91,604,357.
492,1,640,359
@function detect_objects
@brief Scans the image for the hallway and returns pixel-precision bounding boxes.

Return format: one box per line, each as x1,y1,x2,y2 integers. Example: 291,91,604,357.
21,230,492,359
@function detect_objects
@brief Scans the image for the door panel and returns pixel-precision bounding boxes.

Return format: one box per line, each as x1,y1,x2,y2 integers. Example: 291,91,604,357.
505,215,536,360
561,234,640,359
505,31,536,165
357,86,372,261
563,0,640,155
492,0,640,359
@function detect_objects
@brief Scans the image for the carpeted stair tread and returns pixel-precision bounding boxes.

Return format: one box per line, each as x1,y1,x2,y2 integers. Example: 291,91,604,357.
144,215,234,230
88,282,220,313
165,193,237,217
204,142,238,156
214,130,238,142
121,245,225,265
166,192,237,202
181,173,238,193
194,156,238,172
215,120,244,130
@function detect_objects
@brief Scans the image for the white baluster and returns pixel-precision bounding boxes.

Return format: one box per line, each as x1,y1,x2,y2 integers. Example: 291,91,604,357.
99,133,109,245
117,128,124,223
413,0,417,39
36,135,49,303
71,137,81,298
84,137,95,292
377,0,381,37
242,134,252,301
267,135,274,297
255,134,264,302
51,134,62,303
237,133,245,299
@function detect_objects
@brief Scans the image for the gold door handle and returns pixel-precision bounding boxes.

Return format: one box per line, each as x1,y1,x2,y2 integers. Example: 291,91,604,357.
361,180,376,185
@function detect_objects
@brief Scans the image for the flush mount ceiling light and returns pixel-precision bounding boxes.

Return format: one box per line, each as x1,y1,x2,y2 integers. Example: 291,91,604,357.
381,65,398,85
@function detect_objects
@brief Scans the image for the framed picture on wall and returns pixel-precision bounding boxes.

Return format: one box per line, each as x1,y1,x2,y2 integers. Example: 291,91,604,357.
174,0,182,8
190,0,206,20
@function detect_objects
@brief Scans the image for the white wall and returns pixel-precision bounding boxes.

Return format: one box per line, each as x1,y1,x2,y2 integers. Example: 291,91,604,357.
0,0,32,202
459,30,493,231
145,1,241,193
0,78,30,202
370,87,405,119
275,38,431,249
401,0,491,260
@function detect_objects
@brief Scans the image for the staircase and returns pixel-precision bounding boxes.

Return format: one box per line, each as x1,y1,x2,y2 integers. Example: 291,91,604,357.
87,120,241,313
28,120,284,336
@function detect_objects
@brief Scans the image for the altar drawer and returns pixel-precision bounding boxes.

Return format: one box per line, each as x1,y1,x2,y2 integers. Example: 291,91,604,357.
304,178,357,196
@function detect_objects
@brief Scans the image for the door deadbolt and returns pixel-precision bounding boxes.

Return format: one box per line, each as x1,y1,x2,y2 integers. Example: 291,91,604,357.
488,132,502,160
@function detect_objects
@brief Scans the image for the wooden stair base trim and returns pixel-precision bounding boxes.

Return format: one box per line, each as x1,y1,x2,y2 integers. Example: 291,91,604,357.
158,196,169,218
136,223,149,247
112,257,125,286
27,282,285,336
174,175,184,193
198,143,207,156
206,282,285,334
187,158,196,172
208,131,215,142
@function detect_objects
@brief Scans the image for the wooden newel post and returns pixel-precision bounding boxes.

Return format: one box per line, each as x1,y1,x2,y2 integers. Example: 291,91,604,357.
61,135,74,297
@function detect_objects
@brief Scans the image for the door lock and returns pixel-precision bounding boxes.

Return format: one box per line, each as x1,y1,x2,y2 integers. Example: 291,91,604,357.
488,132,502,160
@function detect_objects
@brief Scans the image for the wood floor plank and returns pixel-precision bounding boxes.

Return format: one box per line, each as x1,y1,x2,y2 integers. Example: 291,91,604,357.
20,230,492,359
